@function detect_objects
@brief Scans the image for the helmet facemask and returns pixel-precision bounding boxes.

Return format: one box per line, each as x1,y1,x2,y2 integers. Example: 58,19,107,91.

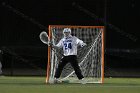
63,28,71,38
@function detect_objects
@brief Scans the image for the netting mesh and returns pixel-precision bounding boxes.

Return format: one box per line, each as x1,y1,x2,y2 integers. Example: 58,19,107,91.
48,26,104,83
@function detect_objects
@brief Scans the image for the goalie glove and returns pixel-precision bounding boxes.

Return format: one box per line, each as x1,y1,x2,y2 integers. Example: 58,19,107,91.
48,41,53,47
81,43,87,47
48,41,58,49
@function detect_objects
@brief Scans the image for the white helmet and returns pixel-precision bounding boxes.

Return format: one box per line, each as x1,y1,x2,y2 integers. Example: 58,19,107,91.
63,28,71,34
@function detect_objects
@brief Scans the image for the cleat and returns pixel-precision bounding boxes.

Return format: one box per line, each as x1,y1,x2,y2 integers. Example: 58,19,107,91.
79,78,86,84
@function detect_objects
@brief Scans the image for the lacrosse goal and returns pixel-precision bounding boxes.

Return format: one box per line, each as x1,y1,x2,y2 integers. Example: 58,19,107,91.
46,25,104,83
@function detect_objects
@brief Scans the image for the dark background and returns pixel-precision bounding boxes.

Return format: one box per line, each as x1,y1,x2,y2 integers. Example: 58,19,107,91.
0,0,140,77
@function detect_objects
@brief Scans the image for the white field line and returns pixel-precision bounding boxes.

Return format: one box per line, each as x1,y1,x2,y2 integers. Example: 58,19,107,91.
66,85,140,88
48,85,140,88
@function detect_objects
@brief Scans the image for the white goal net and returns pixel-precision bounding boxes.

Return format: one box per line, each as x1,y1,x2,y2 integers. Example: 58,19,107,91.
46,25,104,83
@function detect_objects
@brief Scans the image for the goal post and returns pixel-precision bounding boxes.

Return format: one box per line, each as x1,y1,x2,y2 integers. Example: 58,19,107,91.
46,25,105,83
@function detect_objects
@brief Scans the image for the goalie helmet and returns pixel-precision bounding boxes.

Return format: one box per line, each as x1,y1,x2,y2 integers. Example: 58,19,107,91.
63,28,71,37
63,28,71,33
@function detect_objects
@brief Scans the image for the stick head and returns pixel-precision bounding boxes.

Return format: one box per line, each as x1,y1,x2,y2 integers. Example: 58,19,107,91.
39,31,49,45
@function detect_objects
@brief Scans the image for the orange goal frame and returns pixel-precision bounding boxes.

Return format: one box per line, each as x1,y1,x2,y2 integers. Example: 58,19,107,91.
46,25,105,83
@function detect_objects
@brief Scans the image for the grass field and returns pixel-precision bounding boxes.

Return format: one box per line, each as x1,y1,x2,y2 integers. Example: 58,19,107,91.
0,76,140,93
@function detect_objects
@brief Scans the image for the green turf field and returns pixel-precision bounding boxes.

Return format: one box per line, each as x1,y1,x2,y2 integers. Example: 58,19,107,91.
0,76,140,93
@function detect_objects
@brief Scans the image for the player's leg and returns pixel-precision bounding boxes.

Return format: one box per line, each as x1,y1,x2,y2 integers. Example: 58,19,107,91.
69,55,86,84
69,55,84,79
54,57,68,79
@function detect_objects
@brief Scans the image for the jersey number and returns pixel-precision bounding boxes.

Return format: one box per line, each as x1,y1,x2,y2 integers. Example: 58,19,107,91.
64,43,72,50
